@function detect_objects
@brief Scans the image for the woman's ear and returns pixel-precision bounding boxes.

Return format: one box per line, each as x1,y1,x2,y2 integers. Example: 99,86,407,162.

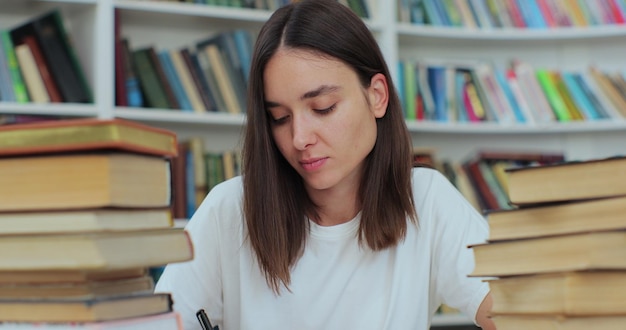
368,73,389,118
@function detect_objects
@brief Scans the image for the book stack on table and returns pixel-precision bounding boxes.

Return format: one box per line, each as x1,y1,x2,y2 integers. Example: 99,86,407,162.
469,156,626,330
0,118,193,329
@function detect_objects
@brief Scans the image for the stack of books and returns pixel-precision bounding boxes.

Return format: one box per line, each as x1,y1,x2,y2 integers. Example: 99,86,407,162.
0,118,193,329
469,156,626,329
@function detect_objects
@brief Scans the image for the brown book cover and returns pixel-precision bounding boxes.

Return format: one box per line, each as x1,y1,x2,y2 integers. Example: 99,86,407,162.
171,141,189,220
486,195,626,242
462,159,501,212
0,117,177,158
0,268,147,285
0,292,173,322
0,274,154,299
505,156,626,205
470,231,626,277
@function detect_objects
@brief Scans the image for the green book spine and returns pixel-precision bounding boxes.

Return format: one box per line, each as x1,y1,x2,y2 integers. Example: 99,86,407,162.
131,48,171,109
403,60,417,120
1,31,29,103
536,69,571,121
51,11,93,103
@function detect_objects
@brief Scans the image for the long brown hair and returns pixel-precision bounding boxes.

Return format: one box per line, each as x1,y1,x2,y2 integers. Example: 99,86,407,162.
242,0,416,293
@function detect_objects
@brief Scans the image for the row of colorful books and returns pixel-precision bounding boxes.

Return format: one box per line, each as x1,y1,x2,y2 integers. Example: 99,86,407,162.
469,154,626,329
115,17,253,115
172,137,241,220
0,118,193,328
421,149,567,213
398,58,626,123
152,0,373,19
399,0,626,29
0,9,92,104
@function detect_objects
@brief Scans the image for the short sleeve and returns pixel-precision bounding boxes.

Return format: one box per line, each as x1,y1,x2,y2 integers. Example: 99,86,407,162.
425,170,490,323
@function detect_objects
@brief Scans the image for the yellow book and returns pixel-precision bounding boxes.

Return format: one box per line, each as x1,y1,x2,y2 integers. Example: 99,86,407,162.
0,208,173,235
492,315,626,330
0,118,177,158
14,43,49,103
488,271,626,316
0,152,171,212
0,228,193,271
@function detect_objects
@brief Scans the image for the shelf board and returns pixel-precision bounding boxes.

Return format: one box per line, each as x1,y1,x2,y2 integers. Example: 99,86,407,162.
114,107,245,127
406,119,626,134
431,313,473,326
397,23,626,41
115,0,272,22
37,0,98,4
0,103,98,117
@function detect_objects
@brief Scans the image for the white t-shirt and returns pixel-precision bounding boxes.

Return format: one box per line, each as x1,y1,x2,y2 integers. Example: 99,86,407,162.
155,168,490,330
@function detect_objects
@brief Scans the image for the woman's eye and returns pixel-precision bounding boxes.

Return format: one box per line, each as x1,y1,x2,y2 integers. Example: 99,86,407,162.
314,104,336,114
271,116,289,125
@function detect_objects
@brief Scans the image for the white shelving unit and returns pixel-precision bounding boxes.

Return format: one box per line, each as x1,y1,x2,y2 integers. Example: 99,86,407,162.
2,1,626,326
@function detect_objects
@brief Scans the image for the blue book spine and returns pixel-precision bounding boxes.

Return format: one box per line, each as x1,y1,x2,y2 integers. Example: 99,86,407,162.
423,0,443,25
562,72,600,120
455,70,469,122
158,51,193,112
231,29,253,83
185,148,196,218
495,69,526,123
526,0,547,28
427,66,447,122
397,60,406,117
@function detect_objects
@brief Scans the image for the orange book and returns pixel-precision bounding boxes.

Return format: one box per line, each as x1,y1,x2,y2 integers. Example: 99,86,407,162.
0,117,177,158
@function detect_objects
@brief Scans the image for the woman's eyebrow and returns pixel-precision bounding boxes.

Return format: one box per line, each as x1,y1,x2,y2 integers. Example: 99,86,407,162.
300,85,340,100
265,84,340,108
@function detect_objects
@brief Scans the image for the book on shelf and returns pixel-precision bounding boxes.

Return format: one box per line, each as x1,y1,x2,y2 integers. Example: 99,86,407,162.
157,49,191,111
0,30,29,103
13,42,49,103
0,117,177,158
0,152,171,212
461,150,565,212
491,314,626,330
181,47,217,112
131,47,172,109
0,208,173,235
0,311,183,330
0,228,193,271
470,230,626,277
9,9,92,103
506,155,626,205
486,194,626,242
487,271,626,316
0,292,173,323
169,48,207,113
21,34,63,103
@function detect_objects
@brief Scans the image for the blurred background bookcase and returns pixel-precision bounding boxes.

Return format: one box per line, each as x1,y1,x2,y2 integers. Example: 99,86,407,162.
2,0,626,327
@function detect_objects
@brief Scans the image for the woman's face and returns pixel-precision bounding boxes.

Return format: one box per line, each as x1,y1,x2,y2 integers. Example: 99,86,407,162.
263,48,388,195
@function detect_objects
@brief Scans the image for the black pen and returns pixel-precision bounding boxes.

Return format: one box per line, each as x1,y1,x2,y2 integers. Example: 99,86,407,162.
196,309,219,330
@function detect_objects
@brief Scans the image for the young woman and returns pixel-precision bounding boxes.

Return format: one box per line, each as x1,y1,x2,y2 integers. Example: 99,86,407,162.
155,1,494,329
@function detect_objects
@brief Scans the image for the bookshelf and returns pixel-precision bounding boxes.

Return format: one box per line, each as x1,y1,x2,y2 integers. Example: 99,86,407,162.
2,0,626,326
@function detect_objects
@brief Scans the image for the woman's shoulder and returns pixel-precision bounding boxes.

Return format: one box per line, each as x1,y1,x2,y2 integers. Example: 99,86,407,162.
196,175,244,215
411,166,450,191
